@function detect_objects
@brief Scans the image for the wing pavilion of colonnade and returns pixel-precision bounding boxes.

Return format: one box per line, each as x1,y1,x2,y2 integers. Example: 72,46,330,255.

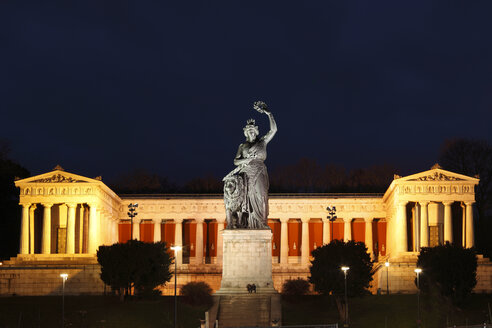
4,164,486,295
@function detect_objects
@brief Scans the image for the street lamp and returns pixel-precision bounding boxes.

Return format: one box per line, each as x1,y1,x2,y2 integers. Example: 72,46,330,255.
414,268,422,328
326,206,337,241
341,266,350,327
127,203,138,240
385,261,390,295
60,273,68,328
171,245,182,328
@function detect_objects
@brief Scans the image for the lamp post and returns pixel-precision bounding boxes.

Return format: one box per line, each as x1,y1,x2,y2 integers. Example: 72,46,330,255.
171,245,182,328
414,268,422,328
127,203,138,240
60,273,68,328
341,266,350,327
326,206,337,241
385,261,390,295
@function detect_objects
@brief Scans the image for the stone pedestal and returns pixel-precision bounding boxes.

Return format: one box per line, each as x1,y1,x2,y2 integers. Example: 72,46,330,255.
217,229,277,294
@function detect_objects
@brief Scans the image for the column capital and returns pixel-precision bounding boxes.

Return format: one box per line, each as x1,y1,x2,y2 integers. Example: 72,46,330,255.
418,201,430,207
216,217,226,224
301,217,310,223
363,217,373,223
19,202,31,208
66,203,77,209
43,203,54,208
464,201,475,206
442,201,454,206
397,201,408,207
279,217,290,223
174,218,184,224
153,219,162,224
195,218,205,224
343,218,353,223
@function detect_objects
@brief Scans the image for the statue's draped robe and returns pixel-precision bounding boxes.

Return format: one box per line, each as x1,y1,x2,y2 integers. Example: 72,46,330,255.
225,139,269,229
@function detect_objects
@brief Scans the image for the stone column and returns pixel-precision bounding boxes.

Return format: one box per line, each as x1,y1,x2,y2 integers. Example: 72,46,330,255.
395,201,408,254
113,219,118,244
280,218,289,265
443,201,453,244
461,203,466,248
105,213,112,245
29,204,37,254
78,206,84,253
419,201,429,248
343,218,352,242
42,203,53,254
174,218,183,265
216,218,225,264
301,218,310,265
364,218,373,258
195,218,204,265
88,204,99,254
83,206,89,253
133,219,140,240
465,201,475,248
322,218,330,245
20,203,30,255
154,219,161,242
66,203,76,254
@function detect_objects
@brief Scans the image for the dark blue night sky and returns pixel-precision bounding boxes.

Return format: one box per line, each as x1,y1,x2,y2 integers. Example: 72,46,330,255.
1,1,491,183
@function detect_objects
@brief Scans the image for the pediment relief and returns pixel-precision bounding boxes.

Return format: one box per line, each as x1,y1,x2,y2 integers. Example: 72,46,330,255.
16,170,101,185
397,168,478,184
31,173,87,183
408,172,463,182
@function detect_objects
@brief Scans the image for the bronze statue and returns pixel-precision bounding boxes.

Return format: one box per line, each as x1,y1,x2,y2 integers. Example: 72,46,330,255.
223,101,277,229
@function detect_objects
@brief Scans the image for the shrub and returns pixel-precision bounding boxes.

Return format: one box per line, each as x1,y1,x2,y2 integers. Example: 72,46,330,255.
417,243,477,305
97,240,173,300
309,240,373,297
180,281,213,308
282,278,310,296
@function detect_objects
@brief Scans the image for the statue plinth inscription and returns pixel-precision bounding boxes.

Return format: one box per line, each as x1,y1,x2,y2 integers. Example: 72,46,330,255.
217,101,278,294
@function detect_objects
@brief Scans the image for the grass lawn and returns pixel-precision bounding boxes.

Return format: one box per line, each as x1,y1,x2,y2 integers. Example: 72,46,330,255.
1,294,492,327
0,295,207,328
282,294,492,328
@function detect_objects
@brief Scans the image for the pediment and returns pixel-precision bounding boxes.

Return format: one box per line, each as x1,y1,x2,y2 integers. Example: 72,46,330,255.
396,168,478,183
16,169,101,185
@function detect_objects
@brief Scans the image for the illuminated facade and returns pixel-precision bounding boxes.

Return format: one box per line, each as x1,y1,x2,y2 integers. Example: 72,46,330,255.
2,165,491,296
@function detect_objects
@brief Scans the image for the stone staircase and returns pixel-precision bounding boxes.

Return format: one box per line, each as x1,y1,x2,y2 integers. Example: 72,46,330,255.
216,294,277,327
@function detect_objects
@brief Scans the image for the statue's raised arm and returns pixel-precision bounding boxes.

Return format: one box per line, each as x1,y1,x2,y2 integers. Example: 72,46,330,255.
253,101,277,144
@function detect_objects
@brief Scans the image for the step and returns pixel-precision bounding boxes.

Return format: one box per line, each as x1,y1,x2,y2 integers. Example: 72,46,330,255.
217,295,271,327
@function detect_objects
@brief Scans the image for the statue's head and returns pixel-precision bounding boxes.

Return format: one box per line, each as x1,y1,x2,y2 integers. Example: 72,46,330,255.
243,119,259,141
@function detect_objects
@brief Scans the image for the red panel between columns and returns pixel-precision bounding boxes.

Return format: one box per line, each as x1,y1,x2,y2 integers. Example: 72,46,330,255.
308,220,323,252
352,220,365,243
288,220,301,256
331,220,344,241
118,222,131,243
140,222,154,242
268,219,281,256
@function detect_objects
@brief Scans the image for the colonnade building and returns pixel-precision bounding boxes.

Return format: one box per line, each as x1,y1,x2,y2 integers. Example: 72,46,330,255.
1,165,491,296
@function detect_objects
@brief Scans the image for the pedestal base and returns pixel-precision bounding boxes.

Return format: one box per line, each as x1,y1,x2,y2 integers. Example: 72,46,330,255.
216,229,277,294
